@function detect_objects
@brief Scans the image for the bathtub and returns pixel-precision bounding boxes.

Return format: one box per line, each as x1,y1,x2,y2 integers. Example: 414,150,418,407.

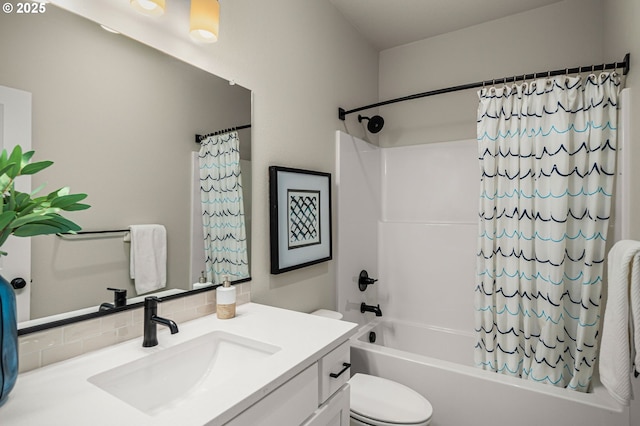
349,319,628,426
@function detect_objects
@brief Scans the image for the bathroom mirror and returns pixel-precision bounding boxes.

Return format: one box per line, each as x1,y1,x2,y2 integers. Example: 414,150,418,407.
0,4,252,330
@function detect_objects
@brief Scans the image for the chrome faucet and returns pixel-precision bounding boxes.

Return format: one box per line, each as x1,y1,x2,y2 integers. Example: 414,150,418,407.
360,302,383,317
143,296,179,347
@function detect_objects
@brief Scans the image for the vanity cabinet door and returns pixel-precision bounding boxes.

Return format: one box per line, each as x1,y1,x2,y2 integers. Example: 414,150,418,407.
318,341,351,404
301,384,350,426
223,364,318,426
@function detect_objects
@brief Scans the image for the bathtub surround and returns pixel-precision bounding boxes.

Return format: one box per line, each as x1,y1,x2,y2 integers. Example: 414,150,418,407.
336,130,630,423
336,131,477,330
335,133,381,325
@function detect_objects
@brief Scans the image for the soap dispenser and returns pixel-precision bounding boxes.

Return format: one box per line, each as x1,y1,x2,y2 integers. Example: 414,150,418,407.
193,271,212,290
216,276,236,319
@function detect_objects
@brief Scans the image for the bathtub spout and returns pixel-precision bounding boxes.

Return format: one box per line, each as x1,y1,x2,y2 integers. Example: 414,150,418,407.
361,302,382,317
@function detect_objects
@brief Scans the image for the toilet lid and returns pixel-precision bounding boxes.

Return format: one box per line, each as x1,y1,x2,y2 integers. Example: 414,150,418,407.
349,374,433,424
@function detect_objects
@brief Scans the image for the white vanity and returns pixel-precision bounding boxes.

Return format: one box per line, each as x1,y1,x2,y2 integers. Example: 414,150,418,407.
2,303,357,425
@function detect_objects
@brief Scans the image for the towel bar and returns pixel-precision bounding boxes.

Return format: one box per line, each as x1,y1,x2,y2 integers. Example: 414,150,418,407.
56,229,130,240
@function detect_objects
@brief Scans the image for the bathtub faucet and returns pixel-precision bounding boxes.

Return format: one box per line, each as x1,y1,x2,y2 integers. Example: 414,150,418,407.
361,302,383,317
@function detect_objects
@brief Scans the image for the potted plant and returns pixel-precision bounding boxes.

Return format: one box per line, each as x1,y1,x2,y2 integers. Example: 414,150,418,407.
0,145,89,406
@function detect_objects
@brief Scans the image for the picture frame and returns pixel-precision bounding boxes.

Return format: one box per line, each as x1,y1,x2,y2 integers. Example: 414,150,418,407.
269,166,332,274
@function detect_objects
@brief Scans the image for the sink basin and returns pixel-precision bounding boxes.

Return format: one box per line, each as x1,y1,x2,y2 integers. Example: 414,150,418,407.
88,331,281,415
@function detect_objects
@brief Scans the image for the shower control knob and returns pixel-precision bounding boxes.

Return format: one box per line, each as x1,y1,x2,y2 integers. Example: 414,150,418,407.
358,270,378,291
10,277,27,290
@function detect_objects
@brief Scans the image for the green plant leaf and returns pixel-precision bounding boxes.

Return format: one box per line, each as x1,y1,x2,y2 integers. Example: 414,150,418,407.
0,146,91,255
46,187,70,200
0,227,12,247
50,193,88,209
30,183,46,197
13,223,63,237
6,146,22,178
60,203,91,211
0,162,16,177
0,211,17,231
21,160,53,175
14,192,31,209
10,212,56,229
37,215,82,232
21,150,34,165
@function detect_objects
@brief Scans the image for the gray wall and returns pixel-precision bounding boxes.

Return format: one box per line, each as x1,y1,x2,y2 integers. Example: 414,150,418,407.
0,6,251,317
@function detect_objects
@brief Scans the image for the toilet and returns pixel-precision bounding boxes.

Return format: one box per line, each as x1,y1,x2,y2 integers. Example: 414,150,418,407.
311,310,433,426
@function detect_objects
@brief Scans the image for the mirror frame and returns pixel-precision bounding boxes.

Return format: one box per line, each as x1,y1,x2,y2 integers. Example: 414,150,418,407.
17,278,250,335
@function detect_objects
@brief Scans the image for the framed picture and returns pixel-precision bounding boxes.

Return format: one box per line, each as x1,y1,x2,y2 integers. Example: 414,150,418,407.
269,166,332,274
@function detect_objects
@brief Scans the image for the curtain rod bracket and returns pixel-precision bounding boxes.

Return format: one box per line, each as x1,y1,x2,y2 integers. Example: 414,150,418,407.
624,53,630,75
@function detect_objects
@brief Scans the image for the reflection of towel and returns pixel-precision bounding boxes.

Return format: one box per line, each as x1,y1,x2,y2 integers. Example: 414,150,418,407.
129,224,167,295
600,240,640,405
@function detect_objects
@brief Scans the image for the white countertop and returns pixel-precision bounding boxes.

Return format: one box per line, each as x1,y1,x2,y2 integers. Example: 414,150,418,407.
2,303,357,425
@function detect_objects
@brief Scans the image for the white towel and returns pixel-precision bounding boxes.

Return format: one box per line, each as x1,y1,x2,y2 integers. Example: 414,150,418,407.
129,224,167,295
600,239,640,405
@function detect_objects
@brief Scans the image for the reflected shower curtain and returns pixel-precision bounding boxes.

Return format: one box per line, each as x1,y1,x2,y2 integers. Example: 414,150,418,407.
475,72,621,391
199,131,249,284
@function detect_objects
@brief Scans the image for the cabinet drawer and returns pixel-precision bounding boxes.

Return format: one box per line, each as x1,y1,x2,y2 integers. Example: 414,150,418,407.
318,341,351,404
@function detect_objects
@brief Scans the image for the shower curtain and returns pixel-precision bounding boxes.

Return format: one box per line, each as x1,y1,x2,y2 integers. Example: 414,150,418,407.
199,131,249,284
475,72,621,391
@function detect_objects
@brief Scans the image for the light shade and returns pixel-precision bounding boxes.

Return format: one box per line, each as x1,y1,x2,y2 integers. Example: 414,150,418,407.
190,0,220,43
130,0,165,17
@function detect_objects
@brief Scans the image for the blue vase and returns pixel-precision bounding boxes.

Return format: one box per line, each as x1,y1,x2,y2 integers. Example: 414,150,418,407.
0,275,18,406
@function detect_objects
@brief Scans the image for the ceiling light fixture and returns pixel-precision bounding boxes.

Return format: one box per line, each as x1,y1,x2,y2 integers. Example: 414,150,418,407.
130,0,165,17
190,0,220,43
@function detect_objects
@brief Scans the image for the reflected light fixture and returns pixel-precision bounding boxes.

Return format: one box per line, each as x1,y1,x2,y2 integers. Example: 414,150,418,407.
190,0,220,43
130,0,165,17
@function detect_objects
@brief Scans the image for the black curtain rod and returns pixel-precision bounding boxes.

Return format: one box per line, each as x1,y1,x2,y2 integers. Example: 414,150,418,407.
195,124,252,143
338,53,630,120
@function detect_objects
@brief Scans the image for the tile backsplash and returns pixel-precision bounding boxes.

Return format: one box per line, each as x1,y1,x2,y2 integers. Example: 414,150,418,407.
18,283,250,373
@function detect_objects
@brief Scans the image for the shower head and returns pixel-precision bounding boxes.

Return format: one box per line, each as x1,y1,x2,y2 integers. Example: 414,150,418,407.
358,114,385,134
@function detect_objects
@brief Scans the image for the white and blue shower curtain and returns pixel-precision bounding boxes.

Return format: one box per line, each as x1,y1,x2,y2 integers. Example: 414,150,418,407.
199,131,249,284
475,72,621,391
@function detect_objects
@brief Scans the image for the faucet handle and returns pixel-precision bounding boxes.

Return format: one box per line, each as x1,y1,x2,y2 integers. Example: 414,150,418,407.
144,295,161,309
107,287,127,307
358,270,378,291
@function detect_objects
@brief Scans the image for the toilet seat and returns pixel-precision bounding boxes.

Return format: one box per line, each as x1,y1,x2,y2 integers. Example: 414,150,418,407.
349,374,433,426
